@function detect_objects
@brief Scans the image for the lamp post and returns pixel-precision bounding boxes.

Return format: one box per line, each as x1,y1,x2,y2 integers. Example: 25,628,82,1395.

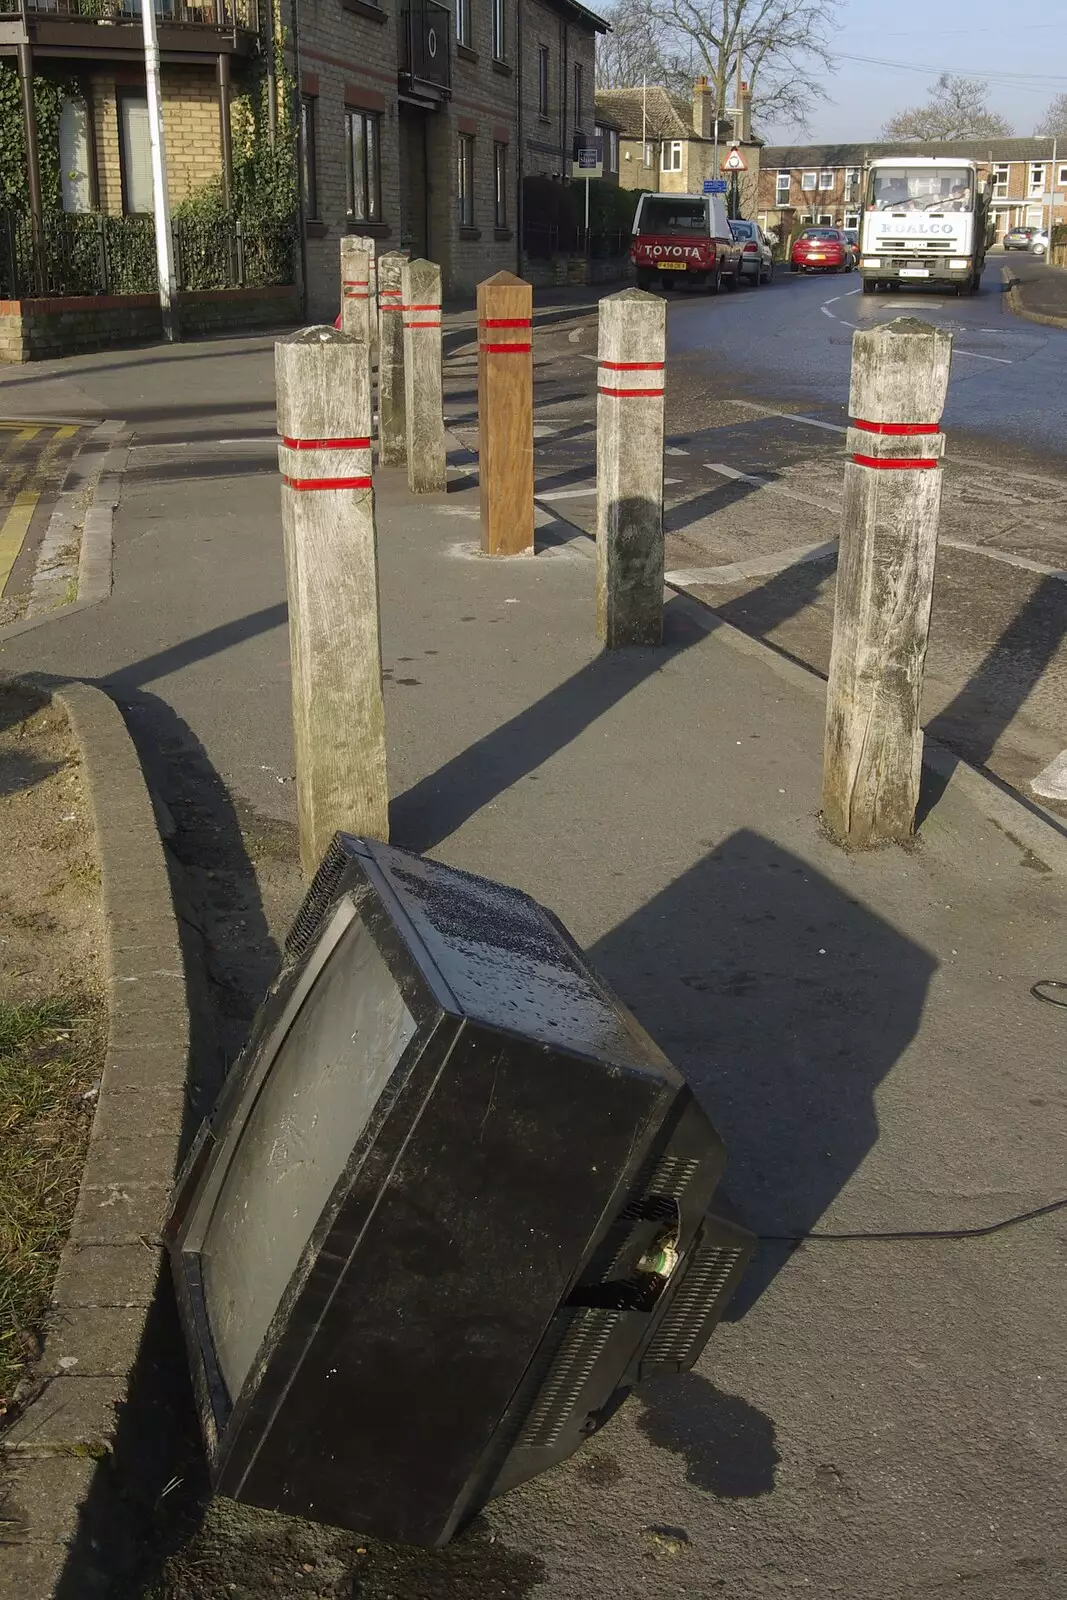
141,0,179,342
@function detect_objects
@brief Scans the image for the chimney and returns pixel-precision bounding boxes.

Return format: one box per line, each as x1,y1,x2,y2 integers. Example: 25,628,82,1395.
727,82,752,144
693,76,714,140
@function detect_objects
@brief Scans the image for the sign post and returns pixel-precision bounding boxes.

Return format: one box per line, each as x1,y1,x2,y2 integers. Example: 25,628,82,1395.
572,134,603,255
721,145,747,221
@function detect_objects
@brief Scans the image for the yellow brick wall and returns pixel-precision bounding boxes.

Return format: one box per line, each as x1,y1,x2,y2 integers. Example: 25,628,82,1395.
88,65,223,215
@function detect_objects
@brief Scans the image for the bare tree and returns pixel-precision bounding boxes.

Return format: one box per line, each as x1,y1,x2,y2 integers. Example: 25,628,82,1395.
882,74,1013,142
1035,93,1067,138
595,0,841,130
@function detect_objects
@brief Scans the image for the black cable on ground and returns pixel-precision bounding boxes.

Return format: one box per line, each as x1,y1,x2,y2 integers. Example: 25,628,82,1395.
761,1195,1067,1246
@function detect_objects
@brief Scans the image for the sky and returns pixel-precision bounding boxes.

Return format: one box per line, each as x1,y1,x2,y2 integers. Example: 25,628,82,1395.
759,0,1066,145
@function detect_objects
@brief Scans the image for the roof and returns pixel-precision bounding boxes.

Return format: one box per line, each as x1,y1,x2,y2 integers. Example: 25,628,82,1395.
762,137,1061,168
594,85,737,144
541,0,611,33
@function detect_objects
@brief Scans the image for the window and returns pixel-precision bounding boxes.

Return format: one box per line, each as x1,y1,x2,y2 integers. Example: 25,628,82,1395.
801,170,816,191
538,45,549,116
299,94,318,220
993,162,1009,198
1059,164,1067,186
59,98,92,213
492,0,504,60
818,170,834,190
817,212,833,226
456,0,471,47
596,123,618,174
643,141,654,168
844,166,860,193
118,92,153,214
775,171,790,203
345,109,382,223
458,132,474,226
661,140,683,173
844,211,859,230
494,140,507,228
573,62,583,128
1029,162,1045,197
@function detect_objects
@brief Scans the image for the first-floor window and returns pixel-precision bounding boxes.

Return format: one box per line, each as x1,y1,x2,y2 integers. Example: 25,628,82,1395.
817,212,833,226
1059,164,1067,186
844,211,859,230
118,92,152,214
993,163,1009,197
819,170,834,190
458,133,475,226
775,172,790,204
345,109,381,222
300,95,318,220
661,140,682,173
456,0,471,48
492,0,505,59
494,141,507,227
801,170,816,192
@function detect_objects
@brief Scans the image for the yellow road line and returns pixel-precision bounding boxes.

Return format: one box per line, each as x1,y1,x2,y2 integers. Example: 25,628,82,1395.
0,489,41,596
53,425,79,440
16,427,41,442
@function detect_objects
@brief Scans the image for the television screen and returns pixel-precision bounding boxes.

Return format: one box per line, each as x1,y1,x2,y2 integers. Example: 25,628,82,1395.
166,837,753,1547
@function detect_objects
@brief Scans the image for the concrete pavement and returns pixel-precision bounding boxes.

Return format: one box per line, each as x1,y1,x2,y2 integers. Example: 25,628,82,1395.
0,331,1065,1598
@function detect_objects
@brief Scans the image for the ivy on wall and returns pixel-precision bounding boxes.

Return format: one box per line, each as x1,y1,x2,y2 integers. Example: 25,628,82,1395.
0,64,79,215
174,37,297,224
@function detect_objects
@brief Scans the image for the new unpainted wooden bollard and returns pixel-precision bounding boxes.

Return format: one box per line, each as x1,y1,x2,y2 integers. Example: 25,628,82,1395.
596,288,666,647
276,326,388,873
340,236,372,345
821,316,953,848
401,258,446,494
477,270,533,555
378,251,407,467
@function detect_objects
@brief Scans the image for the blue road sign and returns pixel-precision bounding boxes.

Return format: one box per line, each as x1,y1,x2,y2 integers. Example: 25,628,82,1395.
704,179,728,194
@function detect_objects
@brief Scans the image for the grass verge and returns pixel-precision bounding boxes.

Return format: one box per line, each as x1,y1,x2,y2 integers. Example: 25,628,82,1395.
0,996,102,1419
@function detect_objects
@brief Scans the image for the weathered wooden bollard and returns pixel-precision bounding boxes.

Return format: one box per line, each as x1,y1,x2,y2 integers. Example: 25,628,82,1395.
821,316,953,847
340,236,372,345
477,270,533,555
348,232,379,357
276,327,388,872
378,251,407,467
596,288,666,646
401,258,446,494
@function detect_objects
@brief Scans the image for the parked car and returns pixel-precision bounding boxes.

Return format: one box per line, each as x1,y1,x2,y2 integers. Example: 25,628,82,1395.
729,219,774,284
1030,229,1050,258
843,228,859,248
791,227,854,273
1003,226,1039,250
631,191,743,294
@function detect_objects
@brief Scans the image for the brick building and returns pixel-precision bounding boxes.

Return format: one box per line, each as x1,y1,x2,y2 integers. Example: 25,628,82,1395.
758,139,1067,243
295,0,607,318
594,80,762,220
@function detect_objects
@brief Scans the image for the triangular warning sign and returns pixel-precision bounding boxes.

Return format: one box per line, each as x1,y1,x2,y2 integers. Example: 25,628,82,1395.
721,145,747,173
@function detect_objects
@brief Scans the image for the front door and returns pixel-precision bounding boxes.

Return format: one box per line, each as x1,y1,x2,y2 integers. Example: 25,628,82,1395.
398,105,429,259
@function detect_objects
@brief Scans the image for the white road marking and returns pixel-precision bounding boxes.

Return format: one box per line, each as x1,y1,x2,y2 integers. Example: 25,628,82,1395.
665,446,690,456
539,477,681,500
532,424,559,437
941,538,1067,582
954,350,1013,363
728,400,846,434
703,462,838,512
667,540,838,587
1031,751,1067,800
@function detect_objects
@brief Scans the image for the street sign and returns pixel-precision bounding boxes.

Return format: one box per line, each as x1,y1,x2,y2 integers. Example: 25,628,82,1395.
571,134,603,180
721,146,747,173
704,179,727,194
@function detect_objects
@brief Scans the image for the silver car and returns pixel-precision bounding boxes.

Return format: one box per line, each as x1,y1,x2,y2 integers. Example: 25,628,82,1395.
729,220,774,285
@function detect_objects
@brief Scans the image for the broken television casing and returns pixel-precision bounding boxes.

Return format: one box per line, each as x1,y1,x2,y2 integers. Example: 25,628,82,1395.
166,835,753,1547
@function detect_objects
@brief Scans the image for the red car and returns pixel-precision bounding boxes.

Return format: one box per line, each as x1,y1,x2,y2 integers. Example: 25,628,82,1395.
791,227,854,274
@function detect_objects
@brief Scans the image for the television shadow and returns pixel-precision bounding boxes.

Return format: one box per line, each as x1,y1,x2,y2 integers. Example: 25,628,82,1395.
589,829,937,1315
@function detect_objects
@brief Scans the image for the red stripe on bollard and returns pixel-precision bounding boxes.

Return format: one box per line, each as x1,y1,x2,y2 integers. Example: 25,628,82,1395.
405,320,442,328
598,385,665,398
852,418,939,435
481,342,532,353
480,318,532,328
851,453,938,470
599,360,666,372
283,474,373,491
399,303,441,312
281,436,371,450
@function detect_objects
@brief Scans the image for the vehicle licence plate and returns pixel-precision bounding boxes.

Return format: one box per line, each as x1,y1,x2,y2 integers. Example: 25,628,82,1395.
808,254,826,261
657,262,687,270
900,267,930,277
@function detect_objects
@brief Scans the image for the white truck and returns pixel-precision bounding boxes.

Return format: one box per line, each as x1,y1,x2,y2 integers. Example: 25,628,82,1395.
859,156,994,295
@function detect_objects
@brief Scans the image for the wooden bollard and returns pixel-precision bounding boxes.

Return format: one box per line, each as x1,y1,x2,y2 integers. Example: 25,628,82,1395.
276,326,388,872
340,236,372,345
378,251,407,467
477,270,533,555
595,288,666,647
401,258,446,494
821,316,953,847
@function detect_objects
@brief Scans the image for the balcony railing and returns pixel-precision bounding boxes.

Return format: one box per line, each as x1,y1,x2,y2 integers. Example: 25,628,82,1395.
400,0,451,98
0,0,259,30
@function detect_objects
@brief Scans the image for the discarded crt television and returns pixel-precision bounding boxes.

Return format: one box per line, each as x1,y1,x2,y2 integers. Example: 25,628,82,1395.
166,835,753,1548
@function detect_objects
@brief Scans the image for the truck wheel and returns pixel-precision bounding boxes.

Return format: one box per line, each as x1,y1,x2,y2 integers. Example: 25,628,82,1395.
861,279,876,295
726,265,740,291
637,270,655,291
708,265,723,294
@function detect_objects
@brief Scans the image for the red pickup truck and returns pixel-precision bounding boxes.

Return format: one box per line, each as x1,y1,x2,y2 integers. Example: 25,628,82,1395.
631,192,743,294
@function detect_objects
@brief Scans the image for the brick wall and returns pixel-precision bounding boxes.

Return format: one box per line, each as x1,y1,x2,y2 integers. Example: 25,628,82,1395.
0,287,299,363
87,65,224,216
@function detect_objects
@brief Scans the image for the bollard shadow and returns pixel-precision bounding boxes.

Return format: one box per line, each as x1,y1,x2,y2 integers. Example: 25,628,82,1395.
636,1372,780,1500
918,572,1067,825
589,830,936,1314
391,596,711,853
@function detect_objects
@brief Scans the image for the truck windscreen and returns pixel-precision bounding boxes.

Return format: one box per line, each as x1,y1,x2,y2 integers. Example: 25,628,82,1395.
867,168,973,213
